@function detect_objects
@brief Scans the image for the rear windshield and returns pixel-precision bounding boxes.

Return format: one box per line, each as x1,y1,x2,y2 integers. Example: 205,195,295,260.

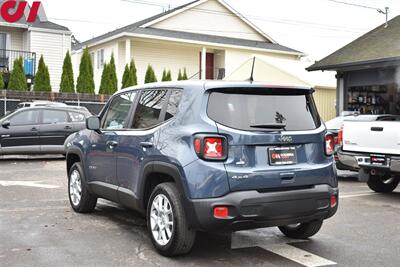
207,90,321,131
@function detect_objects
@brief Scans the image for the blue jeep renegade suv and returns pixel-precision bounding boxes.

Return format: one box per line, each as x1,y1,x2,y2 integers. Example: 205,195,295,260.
65,81,338,256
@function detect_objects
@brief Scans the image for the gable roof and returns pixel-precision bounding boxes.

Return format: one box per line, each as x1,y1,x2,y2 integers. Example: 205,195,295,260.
0,0,70,32
73,0,301,55
308,15,400,71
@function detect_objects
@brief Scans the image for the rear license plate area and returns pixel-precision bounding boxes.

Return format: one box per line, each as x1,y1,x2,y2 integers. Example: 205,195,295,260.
370,154,389,166
269,147,297,166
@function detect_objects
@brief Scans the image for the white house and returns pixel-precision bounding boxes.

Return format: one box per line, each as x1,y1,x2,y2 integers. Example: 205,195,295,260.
72,0,305,85
0,0,71,90
71,0,336,119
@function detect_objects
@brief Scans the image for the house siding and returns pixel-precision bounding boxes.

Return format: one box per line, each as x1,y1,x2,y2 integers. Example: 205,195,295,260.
29,30,71,91
0,26,25,51
151,0,267,42
313,86,337,121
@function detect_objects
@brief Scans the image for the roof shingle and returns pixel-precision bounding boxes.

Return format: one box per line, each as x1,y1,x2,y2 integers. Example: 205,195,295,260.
308,15,400,71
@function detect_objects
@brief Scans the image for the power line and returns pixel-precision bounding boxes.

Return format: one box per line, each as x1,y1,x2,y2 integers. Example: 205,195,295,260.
327,0,381,11
120,0,368,33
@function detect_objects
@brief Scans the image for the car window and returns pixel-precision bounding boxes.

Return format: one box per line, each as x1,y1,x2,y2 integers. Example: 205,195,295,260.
103,92,136,130
165,89,183,121
69,112,85,122
10,110,40,126
207,90,321,131
42,110,68,124
132,90,168,129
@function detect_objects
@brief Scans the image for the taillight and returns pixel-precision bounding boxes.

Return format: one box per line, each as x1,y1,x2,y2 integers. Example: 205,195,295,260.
337,125,343,146
325,133,335,156
193,135,227,161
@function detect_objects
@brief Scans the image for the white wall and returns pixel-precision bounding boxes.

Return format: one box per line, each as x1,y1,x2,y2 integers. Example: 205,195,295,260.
0,26,25,51
151,0,267,42
29,30,71,91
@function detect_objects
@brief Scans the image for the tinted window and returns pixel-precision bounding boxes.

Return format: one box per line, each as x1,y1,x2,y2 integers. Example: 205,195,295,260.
165,90,183,120
42,110,68,124
69,112,85,122
132,90,168,129
103,92,136,130
10,110,39,126
208,91,320,131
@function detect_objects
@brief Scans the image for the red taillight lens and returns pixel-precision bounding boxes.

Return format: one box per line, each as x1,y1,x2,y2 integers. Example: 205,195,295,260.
214,206,229,219
338,126,343,146
204,137,223,159
194,138,201,154
330,195,337,208
325,133,335,156
193,135,227,161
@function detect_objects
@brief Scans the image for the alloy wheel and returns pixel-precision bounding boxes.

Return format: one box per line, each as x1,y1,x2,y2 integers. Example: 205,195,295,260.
150,194,174,246
69,169,82,206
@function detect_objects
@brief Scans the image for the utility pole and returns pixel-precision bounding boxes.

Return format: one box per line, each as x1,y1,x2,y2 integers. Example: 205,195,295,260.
378,7,390,28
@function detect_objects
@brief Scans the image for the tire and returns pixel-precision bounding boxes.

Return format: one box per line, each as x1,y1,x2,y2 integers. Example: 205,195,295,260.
147,182,196,256
68,162,97,213
278,220,323,239
367,174,399,193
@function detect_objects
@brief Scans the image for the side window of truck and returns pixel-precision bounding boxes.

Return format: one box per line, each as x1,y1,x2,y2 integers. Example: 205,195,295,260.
102,92,136,130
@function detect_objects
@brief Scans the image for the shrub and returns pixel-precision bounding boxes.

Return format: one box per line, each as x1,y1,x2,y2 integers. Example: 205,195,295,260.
121,64,130,89
76,47,95,94
182,68,188,80
34,55,52,92
60,51,75,93
144,65,157,84
129,59,137,86
99,63,110,95
177,69,183,81
166,70,172,81
0,72,4,89
8,57,27,91
161,69,168,81
107,53,118,94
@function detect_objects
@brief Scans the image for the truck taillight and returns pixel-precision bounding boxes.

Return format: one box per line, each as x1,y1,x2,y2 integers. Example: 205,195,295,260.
338,126,343,146
193,135,227,161
325,133,335,156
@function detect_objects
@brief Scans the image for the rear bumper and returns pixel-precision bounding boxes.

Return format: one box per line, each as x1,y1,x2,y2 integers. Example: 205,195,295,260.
337,149,400,173
187,184,338,231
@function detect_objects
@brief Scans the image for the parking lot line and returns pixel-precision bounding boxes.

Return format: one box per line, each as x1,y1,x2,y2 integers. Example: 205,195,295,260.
339,192,377,199
265,243,336,267
232,230,336,267
0,180,60,189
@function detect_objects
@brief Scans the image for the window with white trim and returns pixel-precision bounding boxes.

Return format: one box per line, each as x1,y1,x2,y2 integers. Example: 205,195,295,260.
97,49,104,69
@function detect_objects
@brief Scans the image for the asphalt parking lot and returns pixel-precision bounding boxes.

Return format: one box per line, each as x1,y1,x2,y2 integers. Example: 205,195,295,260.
1,157,399,267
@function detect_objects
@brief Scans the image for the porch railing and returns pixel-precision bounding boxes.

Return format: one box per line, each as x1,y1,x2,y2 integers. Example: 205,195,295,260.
0,49,36,77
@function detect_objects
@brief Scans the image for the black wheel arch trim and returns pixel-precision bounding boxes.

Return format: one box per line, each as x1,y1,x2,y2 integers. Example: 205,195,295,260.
139,161,200,229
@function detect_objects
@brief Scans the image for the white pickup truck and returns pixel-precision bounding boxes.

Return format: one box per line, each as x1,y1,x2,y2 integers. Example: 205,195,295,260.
337,117,400,193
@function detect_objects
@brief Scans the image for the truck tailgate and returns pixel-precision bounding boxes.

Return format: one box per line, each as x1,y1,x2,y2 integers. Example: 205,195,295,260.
343,121,400,155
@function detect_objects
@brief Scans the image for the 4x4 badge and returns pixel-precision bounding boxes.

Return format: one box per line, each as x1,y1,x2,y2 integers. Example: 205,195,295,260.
279,136,293,143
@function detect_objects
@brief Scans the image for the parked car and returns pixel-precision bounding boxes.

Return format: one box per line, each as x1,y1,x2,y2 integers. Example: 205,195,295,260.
16,101,67,109
65,81,338,256
326,113,399,170
337,118,400,193
0,106,91,155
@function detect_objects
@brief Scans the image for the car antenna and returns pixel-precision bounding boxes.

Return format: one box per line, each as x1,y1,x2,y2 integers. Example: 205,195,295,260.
249,56,256,83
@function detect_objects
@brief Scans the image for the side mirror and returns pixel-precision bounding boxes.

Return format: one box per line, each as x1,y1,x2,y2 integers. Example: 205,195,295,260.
86,116,101,132
1,120,10,129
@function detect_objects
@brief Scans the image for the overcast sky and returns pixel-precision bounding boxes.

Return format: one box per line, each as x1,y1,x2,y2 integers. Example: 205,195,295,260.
36,0,400,60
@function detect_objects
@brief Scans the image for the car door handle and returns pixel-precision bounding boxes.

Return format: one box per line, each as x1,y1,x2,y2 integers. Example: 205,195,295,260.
140,142,154,148
31,127,38,131
64,126,73,130
371,127,384,132
106,141,119,148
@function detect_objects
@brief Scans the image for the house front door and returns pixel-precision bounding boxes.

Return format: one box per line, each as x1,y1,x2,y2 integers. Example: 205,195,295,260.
199,52,215,80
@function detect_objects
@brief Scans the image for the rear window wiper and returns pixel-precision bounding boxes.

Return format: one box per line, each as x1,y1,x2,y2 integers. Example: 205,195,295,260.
250,123,287,130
